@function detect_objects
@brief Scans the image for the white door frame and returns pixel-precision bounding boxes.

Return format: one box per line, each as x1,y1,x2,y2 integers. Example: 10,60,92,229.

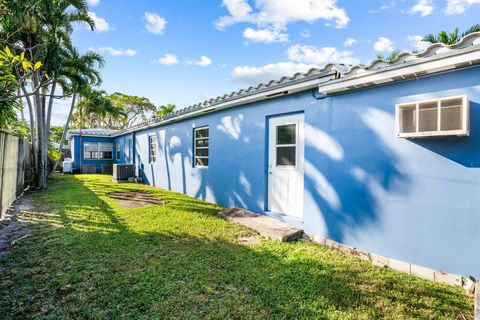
267,113,305,219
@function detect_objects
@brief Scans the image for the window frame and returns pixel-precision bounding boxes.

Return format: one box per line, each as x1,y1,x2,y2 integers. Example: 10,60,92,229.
275,123,297,168
395,95,469,138
194,126,209,168
83,142,113,160
128,139,133,163
149,135,157,163
116,141,121,161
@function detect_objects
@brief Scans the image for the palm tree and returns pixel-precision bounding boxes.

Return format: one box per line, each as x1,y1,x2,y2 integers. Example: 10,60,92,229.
154,104,176,118
0,0,95,188
376,50,402,62
49,47,104,176
422,24,480,45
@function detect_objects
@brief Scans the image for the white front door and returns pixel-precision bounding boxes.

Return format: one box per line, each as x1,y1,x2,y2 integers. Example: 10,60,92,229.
267,113,304,219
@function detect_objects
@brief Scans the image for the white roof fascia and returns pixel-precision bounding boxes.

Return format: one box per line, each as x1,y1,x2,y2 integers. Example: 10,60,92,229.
319,46,480,94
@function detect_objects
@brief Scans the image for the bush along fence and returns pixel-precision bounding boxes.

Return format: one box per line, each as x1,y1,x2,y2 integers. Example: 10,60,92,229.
0,130,31,219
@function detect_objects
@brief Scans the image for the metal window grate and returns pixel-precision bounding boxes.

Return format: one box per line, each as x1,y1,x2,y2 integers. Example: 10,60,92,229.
396,95,469,138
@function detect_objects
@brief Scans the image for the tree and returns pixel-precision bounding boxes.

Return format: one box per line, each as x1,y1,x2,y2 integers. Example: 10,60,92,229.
107,92,156,129
0,48,19,128
49,48,104,176
154,104,176,118
376,50,402,62
71,87,125,129
50,126,63,143
422,24,480,45
1,0,97,188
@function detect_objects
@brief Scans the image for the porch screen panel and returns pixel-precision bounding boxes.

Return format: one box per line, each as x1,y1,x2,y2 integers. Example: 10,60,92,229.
84,142,97,159
99,143,113,159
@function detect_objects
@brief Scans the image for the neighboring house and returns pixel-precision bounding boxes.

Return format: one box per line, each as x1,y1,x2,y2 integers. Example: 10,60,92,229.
51,142,71,159
68,33,480,277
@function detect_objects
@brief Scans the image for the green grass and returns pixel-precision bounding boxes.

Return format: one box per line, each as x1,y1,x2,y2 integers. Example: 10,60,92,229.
0,174,473,319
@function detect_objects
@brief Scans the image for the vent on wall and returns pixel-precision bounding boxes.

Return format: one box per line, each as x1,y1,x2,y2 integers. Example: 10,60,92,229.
396,95,470,138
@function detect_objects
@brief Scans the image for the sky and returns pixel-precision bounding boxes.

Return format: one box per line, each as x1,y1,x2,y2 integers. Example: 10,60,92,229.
50,0,480,125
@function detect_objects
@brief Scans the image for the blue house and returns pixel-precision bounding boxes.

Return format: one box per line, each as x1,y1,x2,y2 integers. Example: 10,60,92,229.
68,33,480,278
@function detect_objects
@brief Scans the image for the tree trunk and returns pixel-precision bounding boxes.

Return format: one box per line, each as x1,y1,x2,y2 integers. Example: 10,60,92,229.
18,86,25,122
46,81,57,143
32,72,47,189
49,92,76,177
21,84,38,181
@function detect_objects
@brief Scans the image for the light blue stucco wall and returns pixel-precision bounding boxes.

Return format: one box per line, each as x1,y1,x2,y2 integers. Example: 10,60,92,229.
68,66,478,276
113,133,134,164
127,66,480,277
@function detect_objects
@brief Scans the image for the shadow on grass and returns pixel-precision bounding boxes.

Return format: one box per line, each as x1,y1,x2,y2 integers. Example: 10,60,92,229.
0,174,473,320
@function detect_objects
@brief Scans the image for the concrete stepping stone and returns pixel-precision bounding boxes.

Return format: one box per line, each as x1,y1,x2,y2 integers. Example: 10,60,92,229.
218,208,303,242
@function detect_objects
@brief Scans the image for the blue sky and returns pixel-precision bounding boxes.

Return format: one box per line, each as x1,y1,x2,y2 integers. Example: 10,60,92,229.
51,0,480,125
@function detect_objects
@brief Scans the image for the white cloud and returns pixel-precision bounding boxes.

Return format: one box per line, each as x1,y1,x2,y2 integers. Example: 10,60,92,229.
408,0,434,16
243,27,288,43
231,61,318,84
216,0,350,42
287,44,359,65
369,1,397,14
301,29,311,38
445,0,480,14
158,54,178,66
407,35,429,51
90,47,136,57
145,12,167,35
88,12,109,32
344,38,357,47
374,37,394,52
187,55,212,67
87,0,100,6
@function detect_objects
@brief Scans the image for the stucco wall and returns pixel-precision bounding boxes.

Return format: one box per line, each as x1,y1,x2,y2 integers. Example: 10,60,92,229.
129,66,480,277
113,133,134,164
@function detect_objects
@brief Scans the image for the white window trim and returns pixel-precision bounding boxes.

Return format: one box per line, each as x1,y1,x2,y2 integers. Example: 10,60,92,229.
128,139,133,163
275,122,298,169
194,126,209,168
395,94,469,138
149,135,157,163
116,141,121,161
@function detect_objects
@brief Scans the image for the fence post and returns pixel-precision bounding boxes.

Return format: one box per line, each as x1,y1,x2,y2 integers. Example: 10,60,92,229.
0,132,5,219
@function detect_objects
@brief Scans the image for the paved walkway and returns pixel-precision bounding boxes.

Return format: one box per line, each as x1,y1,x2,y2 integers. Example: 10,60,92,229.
218,208,303,242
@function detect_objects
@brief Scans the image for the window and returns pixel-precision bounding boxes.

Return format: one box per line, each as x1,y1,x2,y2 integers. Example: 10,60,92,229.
84,142,113,160
276,124,296,166
116,141,121,160
194,127,209,167
128,139,133,163
396,95,469,138
149,136,157,163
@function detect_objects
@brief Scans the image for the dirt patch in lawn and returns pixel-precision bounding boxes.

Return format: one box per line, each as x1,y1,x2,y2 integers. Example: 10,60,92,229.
0,195,39,272
108,191,164,209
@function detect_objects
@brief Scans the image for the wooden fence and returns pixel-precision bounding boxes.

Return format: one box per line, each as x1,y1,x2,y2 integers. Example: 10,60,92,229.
0,130,31,219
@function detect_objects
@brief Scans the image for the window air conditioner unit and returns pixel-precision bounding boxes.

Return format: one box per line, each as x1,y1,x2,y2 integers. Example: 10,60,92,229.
113,164,134,182
396,95,469,138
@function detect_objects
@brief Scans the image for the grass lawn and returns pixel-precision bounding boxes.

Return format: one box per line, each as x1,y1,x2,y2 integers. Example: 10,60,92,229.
0,174,473,319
